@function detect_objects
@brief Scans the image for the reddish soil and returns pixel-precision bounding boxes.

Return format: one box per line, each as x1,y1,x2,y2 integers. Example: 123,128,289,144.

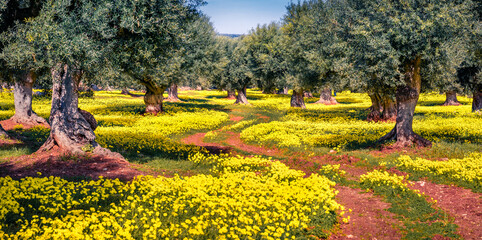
0,147,151,181
181,132,232,154
0,118,50,130
2,113,480,239
229,115,244,122
329,186,402,240
410,180,482,239
254,114,270,122
184,129,404,238
0,138,21,147
223,131,287,157
185,127,482,239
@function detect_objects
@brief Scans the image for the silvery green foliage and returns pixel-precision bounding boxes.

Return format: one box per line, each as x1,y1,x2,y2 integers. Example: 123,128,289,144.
0,0,205,88
344,0,475,89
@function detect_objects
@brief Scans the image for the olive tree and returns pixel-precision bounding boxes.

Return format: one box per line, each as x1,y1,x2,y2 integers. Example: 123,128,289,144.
345,0,475,147
110,0,205,114
0,0,48,126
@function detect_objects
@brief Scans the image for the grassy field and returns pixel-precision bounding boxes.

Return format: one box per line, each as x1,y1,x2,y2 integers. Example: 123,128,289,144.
0,89,480,239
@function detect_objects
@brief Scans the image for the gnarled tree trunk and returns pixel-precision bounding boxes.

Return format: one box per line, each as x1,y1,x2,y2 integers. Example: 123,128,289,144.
142,78,165,115
226,90,236,99
235,86,249,104
380,96,397,121
473,88,482,112
166,83,180,102
277,87,289,95
442,91,461,106
377,57,431,147
304,90,313,98
367,92,383,122
290,89,306,109
39,64,121,158
315,87,338,105
10,71,48,126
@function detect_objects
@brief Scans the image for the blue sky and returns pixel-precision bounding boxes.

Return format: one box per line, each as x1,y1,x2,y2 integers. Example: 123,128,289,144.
200,0,293,35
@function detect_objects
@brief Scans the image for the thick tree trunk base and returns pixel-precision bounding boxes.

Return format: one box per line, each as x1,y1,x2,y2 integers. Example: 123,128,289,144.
367,93,383,122
472,90,482,112
381,98,397,122
164,98,181,102
377,84,431,148
144,89,164,115
367,106,383,122
442,91,461,106
226,90,236,99
10,71,49,127
377,127,432,148
277,87,289,95
367,93,396,122
315,88,338,105
314,98,338,105
235,88,250,105
304,91,314,98
166,84,181,102
38,64,123,160
290,90,306,109
9,114,48,127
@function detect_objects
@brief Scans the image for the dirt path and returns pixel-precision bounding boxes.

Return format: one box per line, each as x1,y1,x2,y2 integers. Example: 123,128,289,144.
0,147,150,181
329,186,402,240
410,180,482,239
180,116,482,239
181,126,404,239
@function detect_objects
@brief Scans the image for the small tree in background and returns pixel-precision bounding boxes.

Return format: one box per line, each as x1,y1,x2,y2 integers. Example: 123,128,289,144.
0,0,48,126
229,38,255,105
166,14,217,102
244,23,287,95
209,36,238,99
110,0,205,114
282,0,351,108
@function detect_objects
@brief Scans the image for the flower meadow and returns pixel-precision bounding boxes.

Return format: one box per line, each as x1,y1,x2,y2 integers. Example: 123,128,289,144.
0,89,481,239
0,154,343,239
394,153,482,192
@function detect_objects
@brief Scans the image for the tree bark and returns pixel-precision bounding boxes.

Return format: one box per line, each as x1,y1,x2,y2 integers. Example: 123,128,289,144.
473,88,482,112
367,92,383,122
262,86,276,94
39,64,121,158
380,96,397,121
442,91,461,106
166,83,180,102
377,56,431,147
140,78,165,115
9,71,48,126
226,90,236,99
290,89,306,109
277,87,289,95
121,88,130,95
234,86,249,104
303,90,313,98
315,87,338,105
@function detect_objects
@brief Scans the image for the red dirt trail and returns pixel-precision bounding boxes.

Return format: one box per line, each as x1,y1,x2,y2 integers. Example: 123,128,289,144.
411,180,482,239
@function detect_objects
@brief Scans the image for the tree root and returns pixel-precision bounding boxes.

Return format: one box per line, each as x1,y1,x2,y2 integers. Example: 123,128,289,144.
376,127,432,148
